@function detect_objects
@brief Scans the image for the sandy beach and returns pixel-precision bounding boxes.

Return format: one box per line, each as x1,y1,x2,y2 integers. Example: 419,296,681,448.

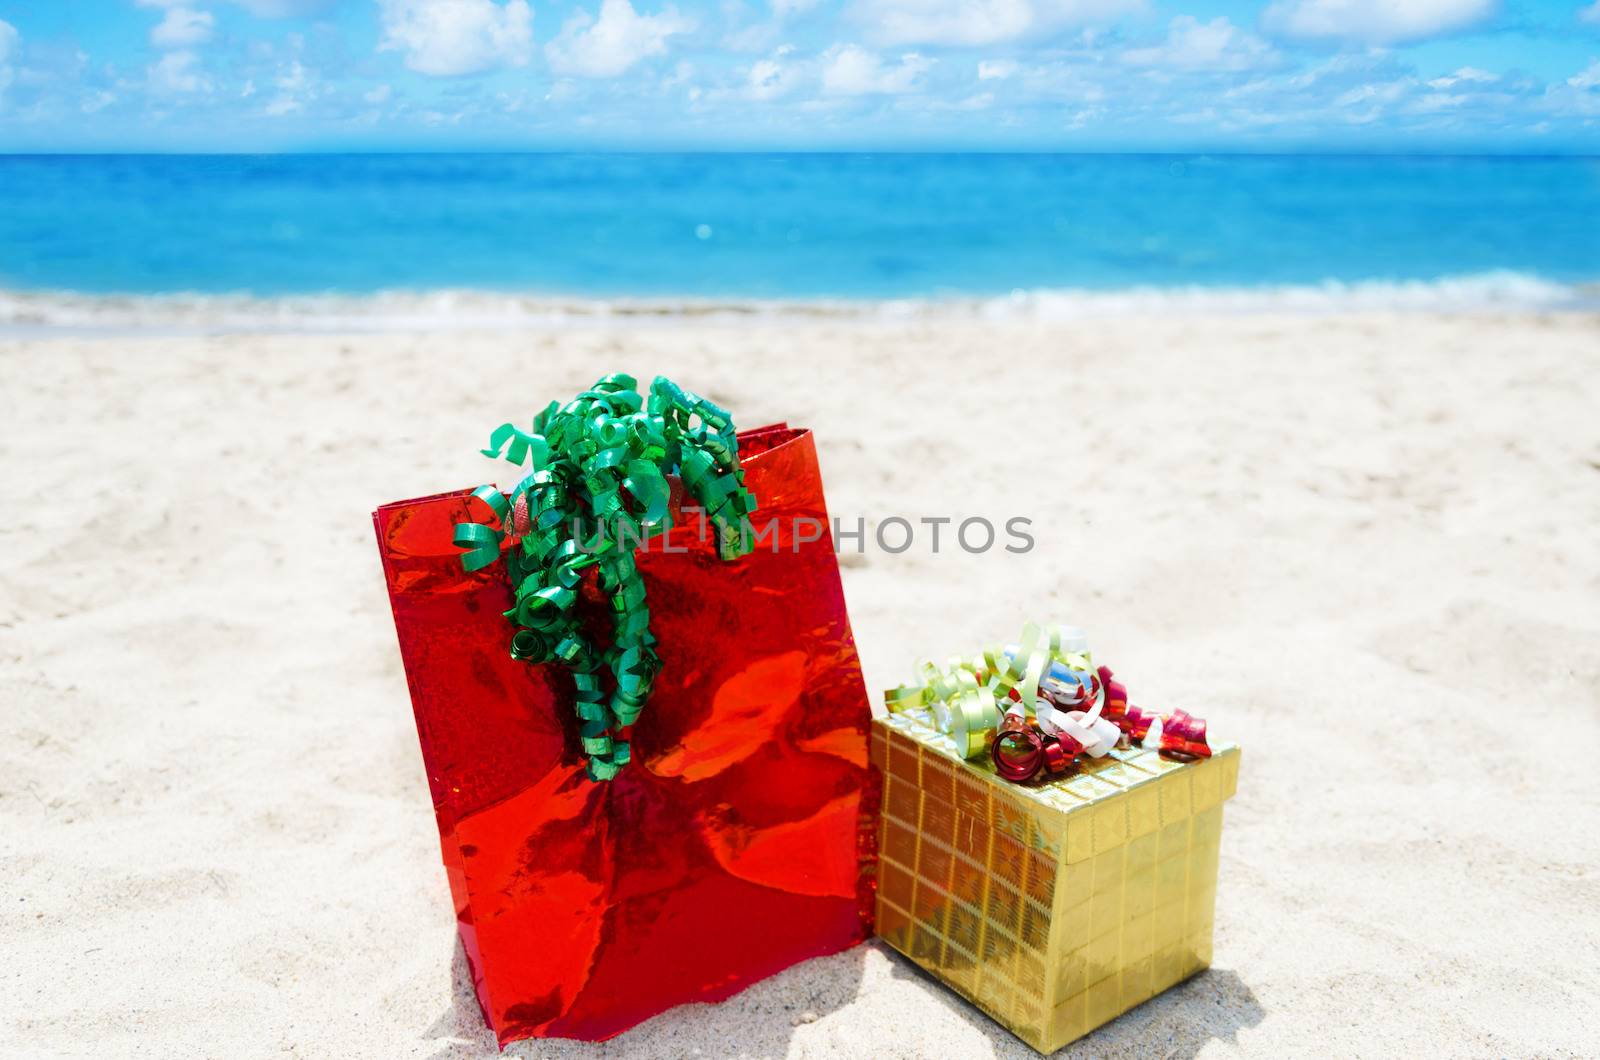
4,310,1599,1058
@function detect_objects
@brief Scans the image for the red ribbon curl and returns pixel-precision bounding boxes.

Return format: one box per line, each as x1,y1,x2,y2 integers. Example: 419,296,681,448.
1158,709,1211,759
990,664,1211,782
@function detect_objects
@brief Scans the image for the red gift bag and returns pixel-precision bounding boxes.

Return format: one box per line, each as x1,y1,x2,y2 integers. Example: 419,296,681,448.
373,423,877,1046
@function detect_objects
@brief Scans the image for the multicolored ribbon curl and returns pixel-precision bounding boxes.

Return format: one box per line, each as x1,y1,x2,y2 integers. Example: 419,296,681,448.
884,622,1099,762
886,621,1214,779
453,374,757,781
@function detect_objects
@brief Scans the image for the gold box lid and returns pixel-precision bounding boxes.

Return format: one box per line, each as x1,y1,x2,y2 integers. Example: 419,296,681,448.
876,707,1240,820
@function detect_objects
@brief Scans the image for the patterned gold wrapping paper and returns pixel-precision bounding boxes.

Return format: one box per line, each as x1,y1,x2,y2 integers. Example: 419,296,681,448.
871,709,1240,1053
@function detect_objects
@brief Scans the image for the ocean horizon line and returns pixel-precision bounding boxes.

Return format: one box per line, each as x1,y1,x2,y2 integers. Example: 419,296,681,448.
4,271,1594,335
6,149,1600,160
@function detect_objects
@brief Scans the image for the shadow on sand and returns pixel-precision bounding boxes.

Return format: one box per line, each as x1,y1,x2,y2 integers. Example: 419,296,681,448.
423,935,1261,1059
879,945,1265,1059
422,934,871,1060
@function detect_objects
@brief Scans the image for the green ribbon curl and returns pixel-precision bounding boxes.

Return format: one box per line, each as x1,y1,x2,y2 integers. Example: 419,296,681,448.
454,374,757,781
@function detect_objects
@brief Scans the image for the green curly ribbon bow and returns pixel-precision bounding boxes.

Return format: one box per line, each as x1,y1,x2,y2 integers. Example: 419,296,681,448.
454,374,757,781
884,622,1095,760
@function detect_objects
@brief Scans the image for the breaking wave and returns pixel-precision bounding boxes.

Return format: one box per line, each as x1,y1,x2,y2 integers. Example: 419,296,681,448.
1,271,1593,335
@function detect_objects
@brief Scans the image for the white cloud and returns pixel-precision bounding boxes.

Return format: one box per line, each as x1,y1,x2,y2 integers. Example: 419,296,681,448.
1121,16,1275,72
1427,65,1495,88
745,44,804,98
771,0,818,13
151,7,216,48
1580,2,1600,25
850,0,1143,48
364,83,392,103
662,58,694,88
746,57,788,97
1412,91,1465,112
977,59,1018,80
377,0,533,77
820,43,931,94
1335,79,1413,106
1541,59,1600,117
1262,0,1495,46
547,0,693,79
148,49,212,94
262,56,311,114
82,89,117,113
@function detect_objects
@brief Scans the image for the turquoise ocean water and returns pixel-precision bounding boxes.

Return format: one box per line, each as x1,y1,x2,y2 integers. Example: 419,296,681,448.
1,153,1597,324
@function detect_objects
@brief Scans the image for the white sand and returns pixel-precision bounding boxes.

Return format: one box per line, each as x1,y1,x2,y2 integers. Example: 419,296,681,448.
4,312,1599,1058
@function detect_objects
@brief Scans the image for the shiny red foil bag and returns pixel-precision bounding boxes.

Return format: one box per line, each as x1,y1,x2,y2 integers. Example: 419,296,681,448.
373,425,876,1046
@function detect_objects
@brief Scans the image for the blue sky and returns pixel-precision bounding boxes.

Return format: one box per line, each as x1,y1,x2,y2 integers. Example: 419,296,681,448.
1,0,1598,150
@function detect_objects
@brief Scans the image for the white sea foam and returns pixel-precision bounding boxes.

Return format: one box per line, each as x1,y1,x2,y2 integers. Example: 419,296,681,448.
0,271,1592,335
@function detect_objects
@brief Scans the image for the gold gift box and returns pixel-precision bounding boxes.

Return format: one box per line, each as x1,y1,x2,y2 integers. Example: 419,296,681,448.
871,709,1241,1053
